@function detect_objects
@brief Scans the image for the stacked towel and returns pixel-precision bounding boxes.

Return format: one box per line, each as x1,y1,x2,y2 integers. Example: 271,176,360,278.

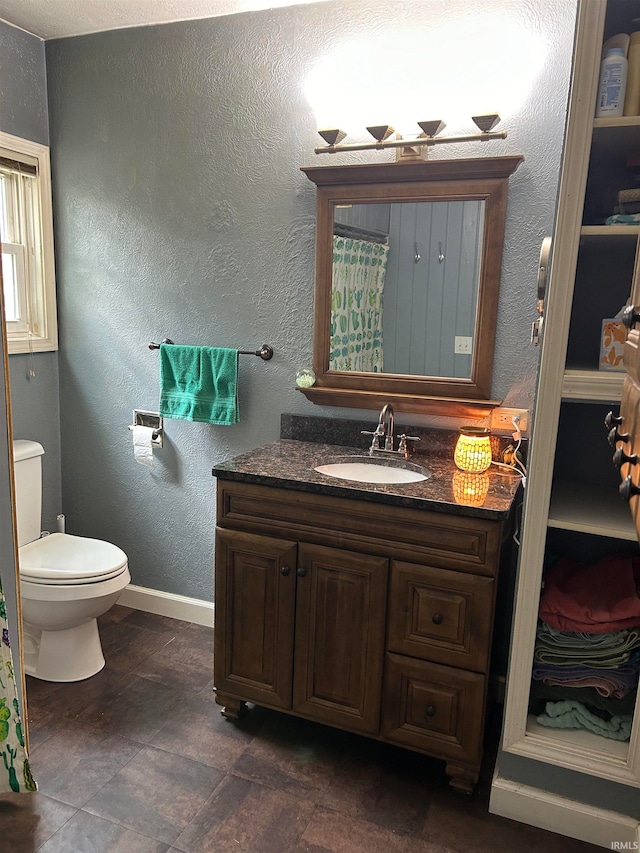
159,344,239,425
529,553,640,742
536,700,633,741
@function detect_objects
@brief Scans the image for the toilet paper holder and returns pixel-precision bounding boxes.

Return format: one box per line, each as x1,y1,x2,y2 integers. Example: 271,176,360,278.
128,410,163,448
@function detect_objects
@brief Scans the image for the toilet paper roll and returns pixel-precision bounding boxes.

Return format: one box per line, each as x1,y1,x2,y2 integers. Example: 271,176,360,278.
132,425,154,467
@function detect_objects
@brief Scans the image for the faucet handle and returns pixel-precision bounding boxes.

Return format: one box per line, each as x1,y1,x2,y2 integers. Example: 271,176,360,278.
398,434,420,458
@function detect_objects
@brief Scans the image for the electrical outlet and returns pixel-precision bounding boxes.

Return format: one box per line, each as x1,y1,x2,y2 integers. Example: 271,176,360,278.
490,407,529,434
454,336,473,354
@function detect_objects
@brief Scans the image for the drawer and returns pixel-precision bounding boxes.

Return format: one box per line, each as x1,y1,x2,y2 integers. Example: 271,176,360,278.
217,480,502,576
387,561,494,672
381,653,485,764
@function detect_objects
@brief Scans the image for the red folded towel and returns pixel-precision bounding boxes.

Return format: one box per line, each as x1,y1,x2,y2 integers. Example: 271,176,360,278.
539,553,640,634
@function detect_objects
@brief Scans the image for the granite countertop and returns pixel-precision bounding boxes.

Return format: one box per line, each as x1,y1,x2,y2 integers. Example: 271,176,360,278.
212,439,522,520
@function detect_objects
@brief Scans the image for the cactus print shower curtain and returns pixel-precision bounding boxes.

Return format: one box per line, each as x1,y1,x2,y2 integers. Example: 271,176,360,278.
330,236,389,372
0,579,35,793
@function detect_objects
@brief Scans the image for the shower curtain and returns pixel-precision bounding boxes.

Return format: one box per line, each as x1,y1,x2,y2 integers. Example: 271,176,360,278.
330,236,389,372
0,578,36,793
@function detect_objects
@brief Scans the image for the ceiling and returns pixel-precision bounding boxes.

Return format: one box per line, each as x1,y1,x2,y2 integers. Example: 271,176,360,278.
0,0,333,40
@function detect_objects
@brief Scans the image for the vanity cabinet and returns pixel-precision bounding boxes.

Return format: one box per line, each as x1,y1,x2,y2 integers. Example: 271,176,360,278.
213,478,507,793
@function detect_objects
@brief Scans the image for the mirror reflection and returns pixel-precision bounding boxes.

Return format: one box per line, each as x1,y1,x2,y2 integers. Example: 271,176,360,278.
331,200,485,379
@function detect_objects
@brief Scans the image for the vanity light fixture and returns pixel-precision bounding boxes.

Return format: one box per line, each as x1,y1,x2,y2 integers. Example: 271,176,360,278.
314,114,506,158
454,427,493,473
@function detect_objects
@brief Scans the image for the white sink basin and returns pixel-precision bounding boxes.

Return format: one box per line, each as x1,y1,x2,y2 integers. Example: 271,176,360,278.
314,460,429,484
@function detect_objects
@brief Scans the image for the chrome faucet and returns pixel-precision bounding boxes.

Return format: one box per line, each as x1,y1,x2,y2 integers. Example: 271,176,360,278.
379,404,395,451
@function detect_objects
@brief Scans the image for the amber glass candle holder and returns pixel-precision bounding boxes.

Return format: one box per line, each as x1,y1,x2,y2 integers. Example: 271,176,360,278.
452,470,490,506
453,427,492,473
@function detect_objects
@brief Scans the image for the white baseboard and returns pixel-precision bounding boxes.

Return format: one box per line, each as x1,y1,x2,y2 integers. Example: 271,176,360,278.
118,584,214,627
490,769,640,849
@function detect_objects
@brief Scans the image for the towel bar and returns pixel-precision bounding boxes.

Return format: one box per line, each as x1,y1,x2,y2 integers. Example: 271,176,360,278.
148,340,273,360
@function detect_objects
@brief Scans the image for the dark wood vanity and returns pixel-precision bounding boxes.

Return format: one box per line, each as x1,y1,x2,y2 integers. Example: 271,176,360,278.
212,439,521,793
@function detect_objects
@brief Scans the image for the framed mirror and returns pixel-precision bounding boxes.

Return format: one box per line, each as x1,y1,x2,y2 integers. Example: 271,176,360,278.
300,156,523,416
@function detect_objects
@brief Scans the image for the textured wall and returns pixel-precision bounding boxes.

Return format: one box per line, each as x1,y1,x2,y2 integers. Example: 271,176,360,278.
0,19,62,533
45,0,577,602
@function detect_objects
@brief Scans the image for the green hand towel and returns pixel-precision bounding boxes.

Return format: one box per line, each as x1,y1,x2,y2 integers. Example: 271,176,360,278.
536,699,632,741
159,344,239,425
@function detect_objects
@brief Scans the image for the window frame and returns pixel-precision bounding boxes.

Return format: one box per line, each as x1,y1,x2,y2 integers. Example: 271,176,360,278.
0,131,58,354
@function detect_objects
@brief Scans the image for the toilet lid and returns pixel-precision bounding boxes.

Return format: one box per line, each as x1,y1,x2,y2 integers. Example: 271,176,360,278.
19,532,128,584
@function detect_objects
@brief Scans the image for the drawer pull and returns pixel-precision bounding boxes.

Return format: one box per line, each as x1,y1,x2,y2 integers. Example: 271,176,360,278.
608,427,630,447
619,476,640,502
297,566,307,578
281,566,290,576
613,447,639,469
605,411,624,429
431,613,444,625
425,705,436,717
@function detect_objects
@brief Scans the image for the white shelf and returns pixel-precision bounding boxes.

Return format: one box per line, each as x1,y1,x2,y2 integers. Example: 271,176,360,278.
591,116,640,160
548,480,637,540
562,368,624,401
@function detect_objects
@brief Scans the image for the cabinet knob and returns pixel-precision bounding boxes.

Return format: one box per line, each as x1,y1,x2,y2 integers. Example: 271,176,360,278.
431,613,443,625
620,476,640,502
608,427,630,447
613,447,639,469
297,567,307,578
622,304,640,330
281,566,290,576
605,411,624,430
425,705,436,717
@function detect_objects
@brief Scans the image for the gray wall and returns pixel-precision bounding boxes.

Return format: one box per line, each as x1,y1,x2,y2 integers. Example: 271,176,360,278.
0,19,62,533
44,0,577,604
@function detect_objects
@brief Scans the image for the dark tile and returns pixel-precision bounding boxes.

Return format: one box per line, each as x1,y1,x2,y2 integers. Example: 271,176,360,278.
120,609,192,634
98,604,134,625
149,690,261,770
76,673,178,742
99,620,178,673
421,790,603,853
173,773,315,853
231,713,342,801
31,667,137,723
24,675,64,710
132,631,212,693
84,745,224,845
39,809,171,852
317,740,437,835
182,623,214,651
26,704,56,749
299,806,439,853
0,792,77,852
30,720,141,807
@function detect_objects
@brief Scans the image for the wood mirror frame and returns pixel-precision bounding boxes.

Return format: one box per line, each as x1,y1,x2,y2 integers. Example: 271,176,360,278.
300,155,524,416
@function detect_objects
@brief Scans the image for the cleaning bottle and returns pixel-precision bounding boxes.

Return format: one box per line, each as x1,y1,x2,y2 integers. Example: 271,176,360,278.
596,46,628,117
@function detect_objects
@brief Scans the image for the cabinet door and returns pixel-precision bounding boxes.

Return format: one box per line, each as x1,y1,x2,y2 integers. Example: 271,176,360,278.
293,543,388,734
214,528,296,709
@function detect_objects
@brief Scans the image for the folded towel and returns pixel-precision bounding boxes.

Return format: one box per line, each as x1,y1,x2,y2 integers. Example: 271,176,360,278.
536,700,632,741
159,344,239,425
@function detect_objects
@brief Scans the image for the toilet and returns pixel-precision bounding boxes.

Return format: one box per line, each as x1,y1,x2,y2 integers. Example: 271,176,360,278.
13,440,131,682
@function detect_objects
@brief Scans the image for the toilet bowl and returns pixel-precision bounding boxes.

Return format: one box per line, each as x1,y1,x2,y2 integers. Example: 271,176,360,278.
13,440,131,682
19,533,130,681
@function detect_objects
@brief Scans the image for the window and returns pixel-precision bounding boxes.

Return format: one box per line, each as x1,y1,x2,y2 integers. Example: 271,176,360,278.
0,132,58,354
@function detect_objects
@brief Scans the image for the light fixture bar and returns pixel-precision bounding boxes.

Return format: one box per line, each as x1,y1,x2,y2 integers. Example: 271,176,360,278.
314,128,507,155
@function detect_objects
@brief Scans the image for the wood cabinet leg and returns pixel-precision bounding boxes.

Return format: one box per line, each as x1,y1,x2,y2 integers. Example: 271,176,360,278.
445,762,478,795
214,691,248,720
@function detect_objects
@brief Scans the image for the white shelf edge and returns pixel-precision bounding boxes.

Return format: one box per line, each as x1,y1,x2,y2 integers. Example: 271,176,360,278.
548,479,637,540
562,368,624,401
580,225,640,236
593,116,640,129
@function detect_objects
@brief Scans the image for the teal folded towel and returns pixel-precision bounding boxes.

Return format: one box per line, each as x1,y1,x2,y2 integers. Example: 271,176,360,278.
536,700,632,741
159,344,239,425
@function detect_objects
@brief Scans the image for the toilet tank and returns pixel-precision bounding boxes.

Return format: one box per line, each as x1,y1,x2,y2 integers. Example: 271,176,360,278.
12,440,44,547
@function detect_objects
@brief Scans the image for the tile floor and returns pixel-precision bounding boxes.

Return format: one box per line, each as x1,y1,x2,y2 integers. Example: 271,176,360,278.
0,605,603,853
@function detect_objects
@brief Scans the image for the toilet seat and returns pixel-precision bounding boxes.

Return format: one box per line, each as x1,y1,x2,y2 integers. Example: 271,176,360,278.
19,532,128,585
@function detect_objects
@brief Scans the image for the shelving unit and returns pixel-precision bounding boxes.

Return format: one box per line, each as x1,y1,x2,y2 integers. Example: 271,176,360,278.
499,0,640,795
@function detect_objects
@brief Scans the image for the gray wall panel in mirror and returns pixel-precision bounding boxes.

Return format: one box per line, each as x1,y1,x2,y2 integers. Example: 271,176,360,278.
301,156,523,416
